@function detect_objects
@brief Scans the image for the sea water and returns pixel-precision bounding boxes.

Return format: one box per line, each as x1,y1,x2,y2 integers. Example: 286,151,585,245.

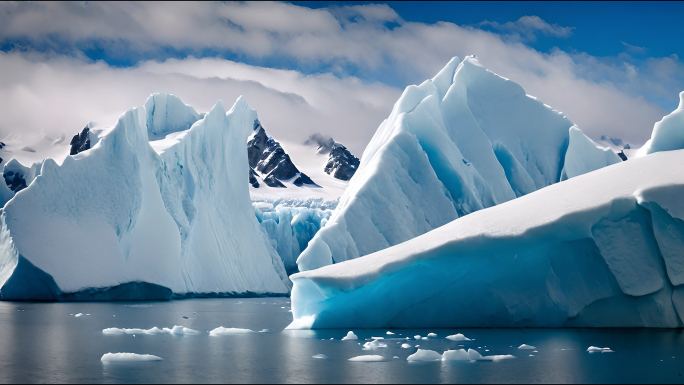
0,298,683,383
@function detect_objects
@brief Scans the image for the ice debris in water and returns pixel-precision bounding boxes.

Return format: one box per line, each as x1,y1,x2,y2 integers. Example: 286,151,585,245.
518,344,536,350
312,354,328,359
209,327,255,336
468,349,515,361
414,335,421,340
427,333,438,337
363,340,388,350
101,353,162,362
348,355,387,362
401,343,412,349
587,346,614,353
442,349,471,361
446,333,471,341
103,326,199,335
74,313,84,317
407,349,442,362
386,331,395,335
258,329,269,333
341,331,358,340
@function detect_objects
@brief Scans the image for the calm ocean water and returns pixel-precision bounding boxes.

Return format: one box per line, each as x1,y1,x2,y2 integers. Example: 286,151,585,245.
0,298,682,384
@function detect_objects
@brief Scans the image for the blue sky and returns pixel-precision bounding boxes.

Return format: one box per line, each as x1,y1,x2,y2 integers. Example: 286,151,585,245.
0,1,681,153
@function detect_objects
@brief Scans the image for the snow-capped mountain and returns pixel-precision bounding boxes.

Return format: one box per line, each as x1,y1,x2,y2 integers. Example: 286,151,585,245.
289,96,684,328
69,125,91,155
247,122,318,188
297,56,621,271
0,94,291,300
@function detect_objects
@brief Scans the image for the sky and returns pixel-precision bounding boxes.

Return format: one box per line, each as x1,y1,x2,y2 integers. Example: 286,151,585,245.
0,1,682,157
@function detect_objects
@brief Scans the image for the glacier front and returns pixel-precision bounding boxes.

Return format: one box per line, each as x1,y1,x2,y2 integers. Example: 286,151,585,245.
297,55,621,271
289,147,684,328
0,94,290,300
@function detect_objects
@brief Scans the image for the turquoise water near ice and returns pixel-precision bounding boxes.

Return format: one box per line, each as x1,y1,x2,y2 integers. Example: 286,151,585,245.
0,298,683,383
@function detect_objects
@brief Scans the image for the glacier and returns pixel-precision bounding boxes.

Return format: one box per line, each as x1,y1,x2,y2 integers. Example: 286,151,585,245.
288,141,684,327
0,93,290,300
297,56,621,272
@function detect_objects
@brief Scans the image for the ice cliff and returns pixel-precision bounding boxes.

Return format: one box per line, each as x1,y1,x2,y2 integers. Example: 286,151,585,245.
0,94,291,300
297,56,620,271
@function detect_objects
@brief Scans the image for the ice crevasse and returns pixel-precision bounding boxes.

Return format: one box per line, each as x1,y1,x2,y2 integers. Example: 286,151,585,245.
0,94,291,300
288,92,684,329
297,55,620,272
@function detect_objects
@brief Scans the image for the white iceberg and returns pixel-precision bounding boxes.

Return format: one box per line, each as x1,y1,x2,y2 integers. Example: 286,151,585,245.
289,107,684,328
341,331,358,340
348,355,386,362
518,344,536,350
468,349,515,361
446,333,471,341
442,349,471,361
407,349,442,362
587,346,614,353
0,94,290,300
296,56,620,273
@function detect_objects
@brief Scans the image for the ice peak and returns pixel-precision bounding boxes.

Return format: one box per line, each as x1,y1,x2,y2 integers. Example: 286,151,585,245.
679,90,684,110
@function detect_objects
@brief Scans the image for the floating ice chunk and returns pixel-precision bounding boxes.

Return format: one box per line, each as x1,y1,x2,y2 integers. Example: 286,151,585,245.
587,346,613,353
371,337,384,340
446,333,471,341
312,354,328,359
209,327,255,336
101,353,162,362
401,343,412,349
341,331,358,340
422,337,428,340
258,329,269,333
74,313,84,317
348,355,387,362
442,349,470,361
407,349,442,362
102,326,198,335
363,340,388,350
468,349,515,361
518,344,536,350
414,335,421,340
393,356,399,359
386,331,395,335
427,333,437,337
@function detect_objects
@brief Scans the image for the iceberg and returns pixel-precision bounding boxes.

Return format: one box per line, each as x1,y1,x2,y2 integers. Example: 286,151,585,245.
289,141,684,327
640,91,684,155
101,353,163,362
297,56,619,272
0,94,290,300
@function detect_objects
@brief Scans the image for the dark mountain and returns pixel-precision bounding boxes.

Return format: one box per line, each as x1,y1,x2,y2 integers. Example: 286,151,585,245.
324,142,360,181
247,121,318,188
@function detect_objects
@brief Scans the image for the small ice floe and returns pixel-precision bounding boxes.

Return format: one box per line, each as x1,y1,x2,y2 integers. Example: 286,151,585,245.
101,353,162,362
363,340,388,350
341,331,358,340
209,327,255,336
422,337,429,340
529,354,534,357
414,335,421,340
401,343,412,349
427,333,438,337
371,337,384,340
258,329,269,333
386,331,395,335
393,356,399,359
587,346,613,353
348,355,387,362
518,344,536,350
442,349,470,361
407,349,442,362
312,354,328,359
74,313,84,317
446,333,471,341
102,326,199,336
468,349,515,361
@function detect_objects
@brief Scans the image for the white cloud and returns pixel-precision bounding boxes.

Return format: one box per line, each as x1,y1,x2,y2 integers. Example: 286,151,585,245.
479,15,575,42
0,1,679,149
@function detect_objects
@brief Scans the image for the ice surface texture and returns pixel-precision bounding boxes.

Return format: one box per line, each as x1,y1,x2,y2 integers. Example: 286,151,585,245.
297,56,618,272
289,147,684,328
0,94,290,300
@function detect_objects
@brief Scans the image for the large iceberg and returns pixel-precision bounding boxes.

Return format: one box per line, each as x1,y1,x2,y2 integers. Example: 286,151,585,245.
289,144,684,328
640,91,684,156
297,56,619,271
0,94,290,300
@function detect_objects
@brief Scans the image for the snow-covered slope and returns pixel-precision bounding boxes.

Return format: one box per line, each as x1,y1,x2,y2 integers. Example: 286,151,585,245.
289,149,684,328
0,94,290,300
297,56,618,271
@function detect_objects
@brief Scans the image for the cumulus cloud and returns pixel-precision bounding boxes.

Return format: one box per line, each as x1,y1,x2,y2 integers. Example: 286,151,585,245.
0,1,679,149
